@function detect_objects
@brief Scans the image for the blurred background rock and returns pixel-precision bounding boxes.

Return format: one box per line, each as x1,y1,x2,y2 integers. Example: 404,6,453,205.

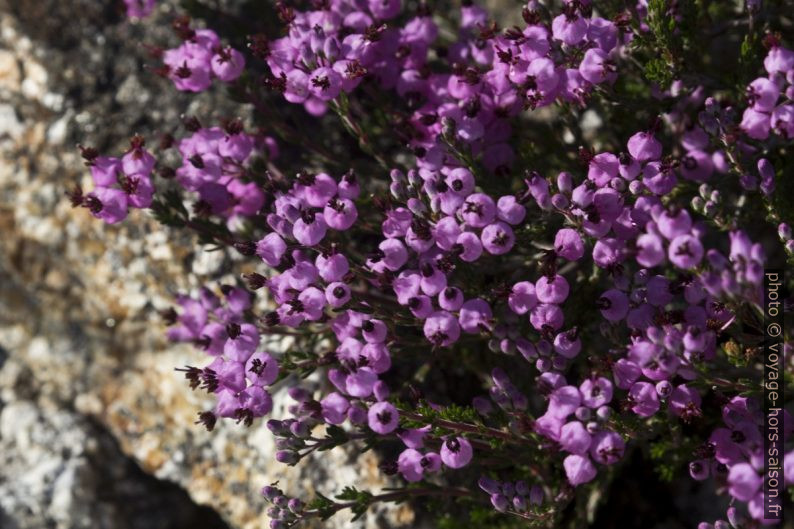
0,1,416,528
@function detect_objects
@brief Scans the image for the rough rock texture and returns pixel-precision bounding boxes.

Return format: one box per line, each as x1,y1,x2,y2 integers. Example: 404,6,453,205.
0,2,414,528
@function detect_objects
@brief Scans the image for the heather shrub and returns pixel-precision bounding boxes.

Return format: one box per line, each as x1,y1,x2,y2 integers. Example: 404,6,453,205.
73,0,793,527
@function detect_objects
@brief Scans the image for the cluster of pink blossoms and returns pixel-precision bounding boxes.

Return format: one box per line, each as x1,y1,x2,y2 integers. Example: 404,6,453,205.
69,137,155,224
160,21,245,92
77,0,794,527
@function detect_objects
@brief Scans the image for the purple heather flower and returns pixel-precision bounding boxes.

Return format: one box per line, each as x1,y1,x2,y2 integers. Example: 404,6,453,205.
727,462,762,502
320,392,349,425
211,46,245,82
508,282,538,315
563,454,597,486
408,295,433,318
454,232,484,262
580,377,613,408
579,48,614,85
668,234,704,269
597,289,629,322
590,431,625,464
553,329,581,359
419,263,447,296
552,13,587,45
548,385,581,419
88,187,128,224
496,195,526,225
554,229,585,260
460,193,496,228
292,211,328,246
740,108,771,140
439,287,464,311
324,198,358,230
559,421,592,455
535,275,570,304
368,401,399,434
669,385,702,421
459,298,493,333
245,352,279,386
256,233,287,266
627,131,662,162
629,381,660,417
346,367,378,398
636,233,665,267
440,437,473,468
433,217,462,251
481,221,515,255
529,303,564,331
362,343,391,374
325,282,351,308
423,311,461,347
224,323,259,362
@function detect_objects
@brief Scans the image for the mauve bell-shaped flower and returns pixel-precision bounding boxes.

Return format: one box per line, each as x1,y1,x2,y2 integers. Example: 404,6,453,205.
548,385,581,419
554,229,584,260
481,221,515,255
590,430,625,464
224,323,259,362
256,233,287,266
88,187,129,224
361,318,387,343
579,48,615,85
245,351,279,386
552,13,587,45
419,263,447,296
496,195,526,225
433,216,462,251
508,281,538,315
439,287,464,311
321,392,349,425
398,448,425,482
368,401,399,434
580,377,613,408
91,156,121,187
423,311,461,347
293,211,328,246
627,131,662,162
324,198,357,230
215,388,242,418
316,253,349,283
529,303,564,331
240,385,273,417
325,282,351,308
346,367,378,398
440,436,473,468
727,462,762,502
597,289,629,322
535,274,569,304
564,454,596,486
211,46,245,82
217,359,246,392
454,232,484,262
740,108,771,140
668,234,704,269
629,381,660,417
613,359,641,389
559,421,592,454
553,329,581,359
459,298,493,333
460,193,496,228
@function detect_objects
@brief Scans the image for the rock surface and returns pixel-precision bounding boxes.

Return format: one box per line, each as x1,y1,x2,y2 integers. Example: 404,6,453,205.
0,2,415,528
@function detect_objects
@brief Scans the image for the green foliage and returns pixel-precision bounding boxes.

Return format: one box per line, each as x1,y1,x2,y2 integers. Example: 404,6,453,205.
150,189,187,228
305,492,337,521
335,486,374,521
